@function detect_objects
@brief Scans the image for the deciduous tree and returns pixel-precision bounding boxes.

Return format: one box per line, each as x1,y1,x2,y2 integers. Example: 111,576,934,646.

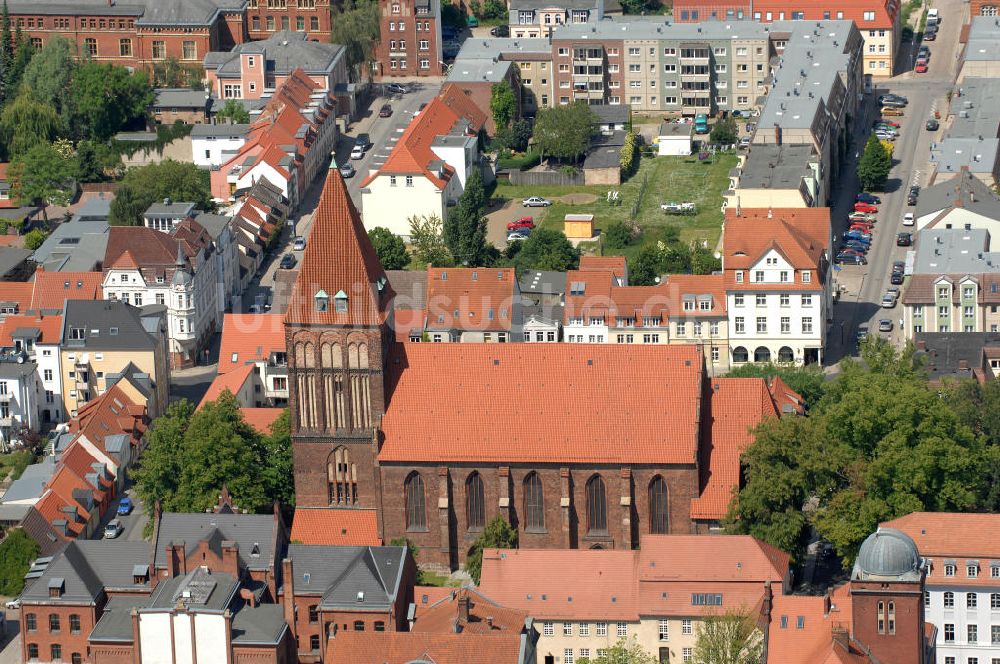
578,638,657,664
533,101,596,162
215,98,251,125
466,515,517,583
710,118,738,146
0,92,61,159
368,226,409,270
490,83,516,132
0,529,39,596
693,609,765,664
68,62,153,141
443,168,489,266
857,133,891,191
21,36,75,120
408,214,454,267
330,0,381,82
514,227,580,271
9,142,77,219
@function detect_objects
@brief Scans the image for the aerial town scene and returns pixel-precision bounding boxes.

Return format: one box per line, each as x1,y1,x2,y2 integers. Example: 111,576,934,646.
0,0,995,662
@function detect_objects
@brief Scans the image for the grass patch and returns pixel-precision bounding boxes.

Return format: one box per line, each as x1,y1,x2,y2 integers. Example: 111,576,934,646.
493,152,736,260
418,570,463,587
0,450,35,481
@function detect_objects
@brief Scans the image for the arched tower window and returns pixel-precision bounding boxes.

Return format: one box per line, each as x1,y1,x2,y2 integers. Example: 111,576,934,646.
523,472,544,531
466,472,485,530
586,474,608,534
405,472,426,530
328,447,357,505
649,476,669,534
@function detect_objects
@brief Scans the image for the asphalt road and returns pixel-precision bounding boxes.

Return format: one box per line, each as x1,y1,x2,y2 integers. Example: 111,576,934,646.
825,0,965,363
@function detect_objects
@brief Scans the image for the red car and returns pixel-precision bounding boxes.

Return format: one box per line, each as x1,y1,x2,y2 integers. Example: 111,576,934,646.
507,216,535,231
854,202,878,213
915,62,928,73
850,223,875,233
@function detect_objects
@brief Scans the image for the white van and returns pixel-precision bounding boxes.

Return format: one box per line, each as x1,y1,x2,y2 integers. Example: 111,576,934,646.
926,7,939,24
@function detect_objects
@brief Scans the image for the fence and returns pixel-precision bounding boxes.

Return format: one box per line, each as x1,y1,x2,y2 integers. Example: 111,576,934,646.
508,170,585,187
629,172,649,221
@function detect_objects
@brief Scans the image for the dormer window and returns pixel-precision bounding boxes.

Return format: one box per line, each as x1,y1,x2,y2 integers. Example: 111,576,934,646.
315,290,329,312
735,271,744,283
334,290,348,313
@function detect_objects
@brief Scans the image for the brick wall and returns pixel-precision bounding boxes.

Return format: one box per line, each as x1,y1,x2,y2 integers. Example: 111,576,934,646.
91,644,135,663
379,463,699,569
375,0,443,77
850,581,926,664
21,602,99,664
246,0,331,40
152,108,210,126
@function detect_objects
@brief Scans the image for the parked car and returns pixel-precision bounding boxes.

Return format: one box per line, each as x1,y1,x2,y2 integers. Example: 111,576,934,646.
854,202,878,213
881,98,907,108
876,130,897,140
902,212,915,226
739,136,752,149
293,236,307,251
507,231,529,241
355,133,372,150
891,271,905,285
897,232,912,246
379,104,393,117
917,45,931,59
339,162,356,178
873,123,898,134
836,252,868,265
879,319,894,332
874,118,901,128
4,598,19,610
490,24,509,36
915,61,929,73
924,25,938,39
881,107,905,117
926,118,939,131
881,291,898,308
117,497,133,516
848,211,876,222
878,94,908,105
857,193,882,204
908,185,921,205
522,196,552,207
507,216,535,231
842,241,870,253
892,260,906,274
104,519,124,539
280,253,297,269
350,144,366,160
857,325,870,341
844,229,872,241
386,83,408,95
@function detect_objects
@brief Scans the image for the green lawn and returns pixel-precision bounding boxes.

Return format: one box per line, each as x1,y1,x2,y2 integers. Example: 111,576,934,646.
493,151,737,260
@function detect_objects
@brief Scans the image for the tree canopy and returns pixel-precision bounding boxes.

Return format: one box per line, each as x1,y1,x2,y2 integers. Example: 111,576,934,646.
21,36,75,119
693,609,765,664
330,0,381,82
408,214,454,268
9,142,77,215
132,394,293,514
68,62,153,141
443,169,490,266
215,99,251,125
368,226,410,270
490,83,516,132
857,133,892,192
578,638,658,664
466,516,518,583
109,160,213,226
727,339,990,563
513,227,580,271
533,101,596,162
0,528,39,596
0,91,61,159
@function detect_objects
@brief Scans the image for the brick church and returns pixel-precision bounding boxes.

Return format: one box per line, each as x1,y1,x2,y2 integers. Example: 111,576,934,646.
284,167,803,569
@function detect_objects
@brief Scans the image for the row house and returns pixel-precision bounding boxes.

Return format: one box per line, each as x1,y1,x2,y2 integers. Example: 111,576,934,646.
6,0,329,70
211,68,340,210
232,180,289,291
360,90,487,237
191,122,251,169
480,535,790,664
373,0,444,78
673,0,900,78
218,313,289,406
722,208,832,366
885,512,1000,664
509,0,605,38
724,144,826,212
902,228,1000,338
102,221,220,369
562,257,730,373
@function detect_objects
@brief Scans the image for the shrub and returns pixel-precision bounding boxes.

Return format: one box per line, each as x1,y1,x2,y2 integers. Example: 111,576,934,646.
0,529,40,596
24,229,48,250
619,131,639,178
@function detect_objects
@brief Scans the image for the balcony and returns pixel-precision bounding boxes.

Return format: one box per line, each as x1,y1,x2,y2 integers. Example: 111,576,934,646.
680,72,710,83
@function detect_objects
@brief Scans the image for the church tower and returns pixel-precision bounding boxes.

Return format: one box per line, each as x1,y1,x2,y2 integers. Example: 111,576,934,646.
284,165,393,509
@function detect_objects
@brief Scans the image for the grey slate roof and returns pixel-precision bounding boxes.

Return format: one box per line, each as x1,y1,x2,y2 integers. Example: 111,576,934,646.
153,88,212,110
193,212,233,240
553,15,771,40
136,0,246,26
453,37,553,62
915,172,1000,221
912,228,1000,274
592,104,629,125
207,31,344,77
584,133,624,169
32,208,110,273
6,0,144,16
75,195,113,222
447,59,512,83
21,540,151,604
964,17,1000,62
387,270,428,310
190,123,251,139
659,121,694,138
2,457,56,503
518,270,567,296
62,301,161,351
511,0,599,9
90,596,152,642
0,246,31,277
740,143,817,189
915,331,1000,380
144,201,196,218
147,568,238,611
948,78,1000,139
285,544,407,610
153,512,278,572
232,604,289,644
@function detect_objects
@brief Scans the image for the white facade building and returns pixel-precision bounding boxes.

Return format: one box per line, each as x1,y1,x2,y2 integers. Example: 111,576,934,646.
190,123,250,168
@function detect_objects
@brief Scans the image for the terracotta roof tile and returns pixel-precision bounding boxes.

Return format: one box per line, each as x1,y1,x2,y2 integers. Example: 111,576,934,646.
767,585,871,664
35,489,86,537
722,208,830,290
218,313,286,373
326,631,524,664
750,0,898,26
882,512,1000,563
285,169,391,327
198,364,255,409
636,534,789,583
564,272,728,324
411,588,527,634
29,271,102,311
379,343,703,464
68,383,146,455
241,407,284,435
0,282,34,312
579,255,628,278
289,508,381,546
424,267,517,332
59,441,104,480
0,314,62,346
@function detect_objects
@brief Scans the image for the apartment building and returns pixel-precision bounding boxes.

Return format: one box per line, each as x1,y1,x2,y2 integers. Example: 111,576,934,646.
550,19,773,114
59,301,170,419
5,0,329,70
479,535,790,664
722,208,831,366
509,0,604,38
959,17,1000,83
672,0,900,77
374,0,444,77
901,229,1000,338
451,37,554,115
217,313,289,406
725,144,825,211
884,512,1000,664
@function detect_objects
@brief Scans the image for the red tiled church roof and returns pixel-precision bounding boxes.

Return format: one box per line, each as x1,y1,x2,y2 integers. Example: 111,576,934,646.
290,509,381,546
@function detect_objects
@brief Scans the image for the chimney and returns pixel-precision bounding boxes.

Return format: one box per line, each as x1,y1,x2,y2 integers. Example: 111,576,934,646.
282,558,297,640
240,587,257,608
221,540,240,577
167,542,186,578
458,593,471,623
762,581,773,618
487,616,495,628
774,123,782,146
831,624,850,650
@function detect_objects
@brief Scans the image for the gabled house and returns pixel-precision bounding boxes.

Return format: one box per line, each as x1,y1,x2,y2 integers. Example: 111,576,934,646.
722,207,831,366
217,313,288,405
360,92,487,237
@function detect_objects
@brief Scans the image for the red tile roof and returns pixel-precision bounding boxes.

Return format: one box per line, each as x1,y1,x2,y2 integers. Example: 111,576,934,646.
0,282,34,312
0,314,62,346
637,534,789,583
424,267,517,332
379,343,704,464
359,94,486,189
882,512,1000,562
218,313,286,373
198,364,255,409
579,255,628,279
241,408,284,435
29,270,103,311
479,548,640,620
68,382,147,455
326,631,524,664
722,208,830,290
564,272,728,325
35,489,87,537
289,508,381,546
59,440,105,481
411,588,527,634
284,169,391,327
751,0,898,26
767,585,874,664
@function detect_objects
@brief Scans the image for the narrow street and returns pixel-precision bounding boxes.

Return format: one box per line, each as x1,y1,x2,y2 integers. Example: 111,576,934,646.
824,0,966,363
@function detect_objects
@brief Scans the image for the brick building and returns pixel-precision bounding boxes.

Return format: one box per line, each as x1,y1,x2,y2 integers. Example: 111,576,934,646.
283,165,803,570
374,0,444,77
6,0,329,71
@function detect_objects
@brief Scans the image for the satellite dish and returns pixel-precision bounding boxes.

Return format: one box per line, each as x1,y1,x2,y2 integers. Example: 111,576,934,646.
16,354,25,364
